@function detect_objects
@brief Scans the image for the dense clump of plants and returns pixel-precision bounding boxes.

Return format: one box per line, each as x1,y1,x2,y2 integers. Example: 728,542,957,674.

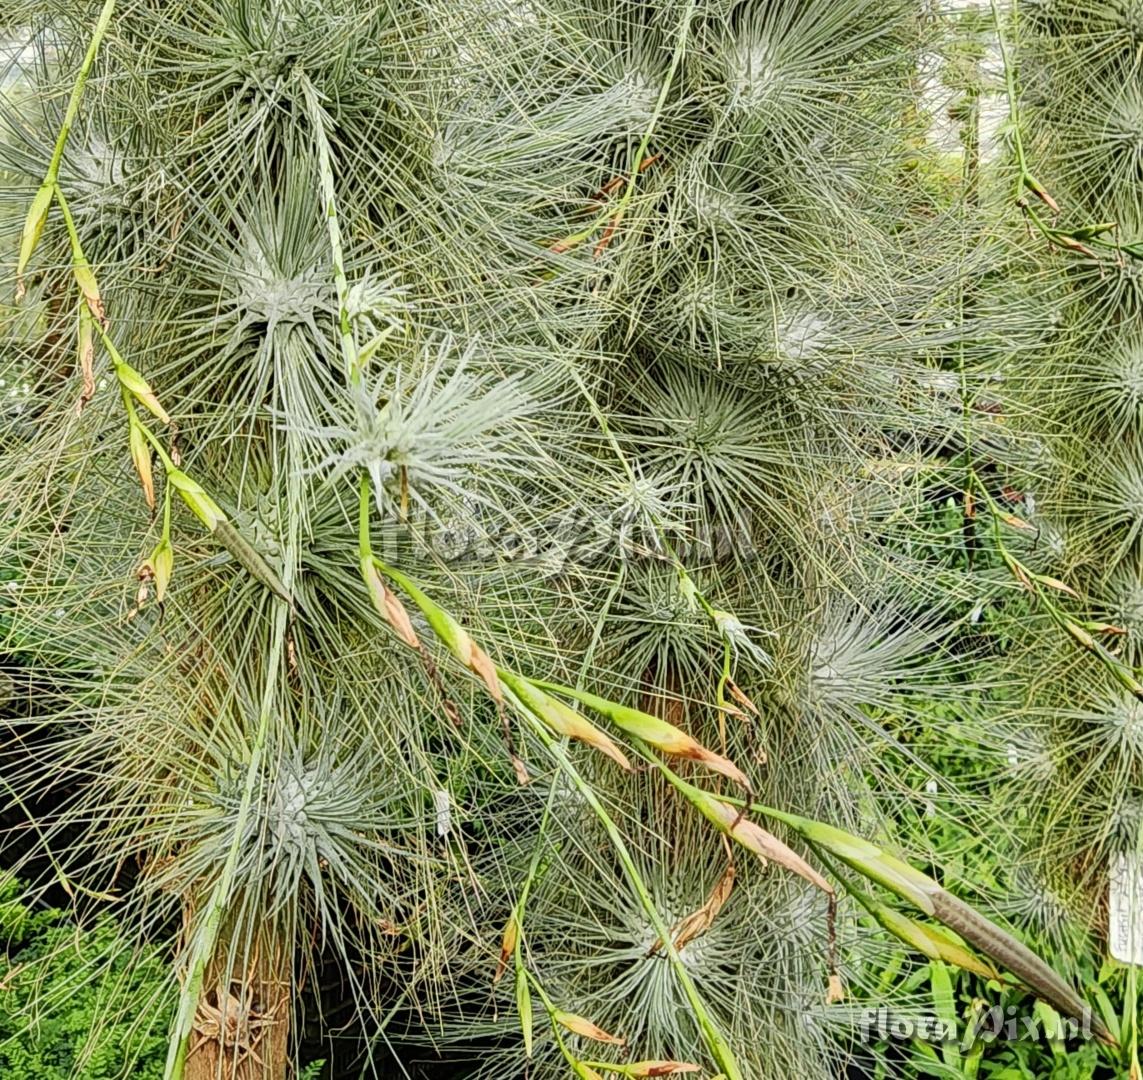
3,0,1143,1078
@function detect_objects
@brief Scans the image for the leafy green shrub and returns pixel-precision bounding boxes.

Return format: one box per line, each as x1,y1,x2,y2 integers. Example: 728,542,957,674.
0,875,171,1079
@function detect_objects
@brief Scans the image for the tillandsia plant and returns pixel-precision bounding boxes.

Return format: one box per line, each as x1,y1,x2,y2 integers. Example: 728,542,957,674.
0,1,1125,1079
968,0,1143,1075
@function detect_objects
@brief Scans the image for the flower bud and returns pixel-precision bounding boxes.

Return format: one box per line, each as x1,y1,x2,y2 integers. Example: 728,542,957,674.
129,423,155,510
72,255,106,328
150,537,174,603
553,1011,624,1045
167,469,226,530
16,181,53,300
515,967,532,1058
115,360,170,424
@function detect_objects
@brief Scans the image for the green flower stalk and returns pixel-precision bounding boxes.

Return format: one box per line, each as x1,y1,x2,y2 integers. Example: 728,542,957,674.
751,803,1114,1044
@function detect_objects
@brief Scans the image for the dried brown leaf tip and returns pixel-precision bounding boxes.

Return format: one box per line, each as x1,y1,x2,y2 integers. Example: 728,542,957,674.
76,304,95,415
383,587,420,648
726,678,759,718
1009,559,1035,592
362,558,420,649
467,642,502,703
650,864,735,956
592,218,618,258
670,741,748,789
592,153,662,202
585,1063,700,1077
1086,621,1126,636
1024,176,1060,214
999,512,1034,532
510,753,531,786
115,359,170,425
72,256,107,330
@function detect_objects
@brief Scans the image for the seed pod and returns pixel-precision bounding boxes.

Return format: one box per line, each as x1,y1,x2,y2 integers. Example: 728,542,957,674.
214,520,293,606
500,672,631,771
129,423,155,510
1069,221,1117,240
927,888,1112,1044
16,181,54,299
760,807,1114,1043
150,537,174,604
765,812,936,912
165,471,291,605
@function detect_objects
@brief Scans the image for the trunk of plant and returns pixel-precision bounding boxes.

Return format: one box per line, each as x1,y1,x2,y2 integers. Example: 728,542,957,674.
184,933,290,1080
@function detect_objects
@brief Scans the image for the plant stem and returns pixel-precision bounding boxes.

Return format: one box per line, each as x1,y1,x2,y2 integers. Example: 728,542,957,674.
165,599,291,1080
46,0,117,182
303,76,360,385
515,712,743,1080
547,0,696,256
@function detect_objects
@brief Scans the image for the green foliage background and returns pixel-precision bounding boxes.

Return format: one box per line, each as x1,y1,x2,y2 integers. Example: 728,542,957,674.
0,874,170,1079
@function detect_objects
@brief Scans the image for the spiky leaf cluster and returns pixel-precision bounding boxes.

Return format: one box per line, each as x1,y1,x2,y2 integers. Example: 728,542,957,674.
0,1,1070,1077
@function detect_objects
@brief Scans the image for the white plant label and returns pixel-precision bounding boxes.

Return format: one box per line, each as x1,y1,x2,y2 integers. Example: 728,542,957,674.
434,789,452,839
1109,852,1143,966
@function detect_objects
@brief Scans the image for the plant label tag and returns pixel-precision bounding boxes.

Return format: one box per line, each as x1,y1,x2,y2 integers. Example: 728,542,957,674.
434,789,452,839
1109,852,1143,965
